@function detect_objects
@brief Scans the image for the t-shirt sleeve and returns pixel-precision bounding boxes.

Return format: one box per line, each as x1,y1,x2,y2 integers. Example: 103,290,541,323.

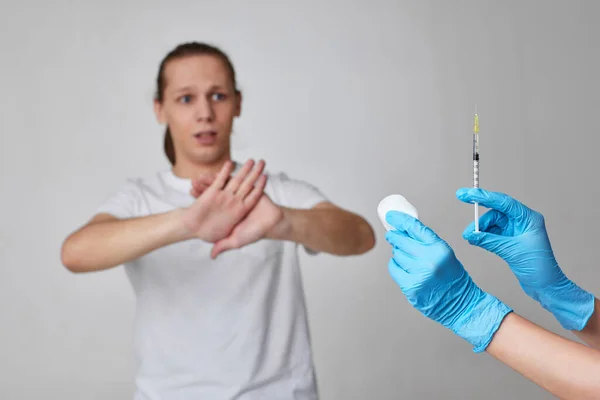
94,179,144,220
272,172,329,255
273,172,329,210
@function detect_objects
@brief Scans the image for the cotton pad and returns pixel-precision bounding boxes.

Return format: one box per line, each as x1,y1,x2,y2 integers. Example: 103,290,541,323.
377,194,419,231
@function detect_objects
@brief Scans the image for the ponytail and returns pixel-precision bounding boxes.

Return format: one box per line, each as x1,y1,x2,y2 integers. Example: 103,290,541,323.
164,127,175,165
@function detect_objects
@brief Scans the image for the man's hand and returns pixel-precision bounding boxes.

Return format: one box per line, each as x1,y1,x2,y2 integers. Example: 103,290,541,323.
181,159,267,243
191,174,285,259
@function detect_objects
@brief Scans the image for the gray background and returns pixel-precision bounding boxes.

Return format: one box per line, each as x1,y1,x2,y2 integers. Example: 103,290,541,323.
1,0,598,398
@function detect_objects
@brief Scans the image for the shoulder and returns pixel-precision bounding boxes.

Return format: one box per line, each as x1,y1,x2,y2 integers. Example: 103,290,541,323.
264,170,293,186
95,172,165,218
265,170,315,194
265,170,314,187
107,172,161,196
113,171,171,195
264,170,328,209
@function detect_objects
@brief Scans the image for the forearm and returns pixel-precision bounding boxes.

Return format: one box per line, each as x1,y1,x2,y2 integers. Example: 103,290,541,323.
61,210,191,273
573,298,600,350
269,206,375,255
487,312,600,399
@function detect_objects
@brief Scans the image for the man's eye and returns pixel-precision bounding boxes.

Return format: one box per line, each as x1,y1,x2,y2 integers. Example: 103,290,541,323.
211,93,226,101
179,95,192,104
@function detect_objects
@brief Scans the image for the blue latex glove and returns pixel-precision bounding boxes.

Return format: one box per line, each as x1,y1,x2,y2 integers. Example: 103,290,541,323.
457,188,595,331
385,211,512,353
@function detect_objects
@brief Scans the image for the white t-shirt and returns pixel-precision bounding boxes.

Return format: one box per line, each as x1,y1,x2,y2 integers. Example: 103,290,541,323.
95,164,328,400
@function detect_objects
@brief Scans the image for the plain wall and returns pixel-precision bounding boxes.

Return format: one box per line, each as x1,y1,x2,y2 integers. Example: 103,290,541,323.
1,0,599,398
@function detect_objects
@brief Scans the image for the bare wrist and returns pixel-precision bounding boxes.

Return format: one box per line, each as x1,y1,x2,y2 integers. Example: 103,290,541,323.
169,208,196,242
266,207,293,241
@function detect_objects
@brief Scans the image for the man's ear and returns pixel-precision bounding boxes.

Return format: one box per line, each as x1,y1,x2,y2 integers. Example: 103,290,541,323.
154,99,166,124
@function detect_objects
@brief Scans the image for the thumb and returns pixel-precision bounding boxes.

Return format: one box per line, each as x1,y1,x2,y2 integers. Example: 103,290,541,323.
191,178,210,194
385,211,439,243
462,230,489,246
190,187,201,198
462,230,511,258
211,239,234,259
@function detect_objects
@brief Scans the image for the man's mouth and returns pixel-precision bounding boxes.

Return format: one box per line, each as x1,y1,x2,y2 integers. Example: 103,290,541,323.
193,130,217,145
194,130,216,138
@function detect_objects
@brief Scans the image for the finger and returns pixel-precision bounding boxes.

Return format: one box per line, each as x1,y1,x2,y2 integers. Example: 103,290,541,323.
385,231,422,274
190,183,208,198
479,210,509,235
462,209,509,237
194,175,214,188
211,238,236,259
224,159,255,193
456,188,530,220
385,211,439,243
236,159,266,198
191,186,209,197
191,179,210,194
462,230,513,258
194,175,229,193
387,257,412,287
385,230,420,257
212,161,235,189
244,174,268,207
393,247,420,274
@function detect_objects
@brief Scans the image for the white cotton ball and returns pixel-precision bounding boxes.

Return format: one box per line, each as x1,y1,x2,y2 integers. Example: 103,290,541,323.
377,194,419,231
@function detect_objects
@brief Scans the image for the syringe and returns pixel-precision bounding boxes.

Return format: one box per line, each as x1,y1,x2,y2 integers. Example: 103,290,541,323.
472,111,480,232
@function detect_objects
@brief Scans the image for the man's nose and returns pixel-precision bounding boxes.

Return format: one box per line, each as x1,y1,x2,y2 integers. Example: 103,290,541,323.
195,96,214,121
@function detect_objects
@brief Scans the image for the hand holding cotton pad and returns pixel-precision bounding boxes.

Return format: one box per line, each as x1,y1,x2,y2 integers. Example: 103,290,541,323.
377,194,419,231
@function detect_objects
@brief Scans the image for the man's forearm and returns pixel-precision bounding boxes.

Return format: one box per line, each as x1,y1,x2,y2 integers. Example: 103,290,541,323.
61,210,192,273
574,298,600,350
268,206,375,255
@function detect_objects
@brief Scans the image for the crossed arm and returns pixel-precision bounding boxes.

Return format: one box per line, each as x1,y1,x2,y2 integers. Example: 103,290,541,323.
62,161,375,272
62,203,374,272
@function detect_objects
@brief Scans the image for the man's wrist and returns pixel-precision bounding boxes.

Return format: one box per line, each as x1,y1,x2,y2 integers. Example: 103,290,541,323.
170,208,197,242
265,206,294,241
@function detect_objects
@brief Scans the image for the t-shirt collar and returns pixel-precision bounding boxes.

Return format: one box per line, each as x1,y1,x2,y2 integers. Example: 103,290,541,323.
161,161,241,193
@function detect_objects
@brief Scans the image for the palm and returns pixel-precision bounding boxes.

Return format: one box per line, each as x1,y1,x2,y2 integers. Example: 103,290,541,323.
189,174,283,258
220,194,283,252
184,186,249,242
181,159,267,243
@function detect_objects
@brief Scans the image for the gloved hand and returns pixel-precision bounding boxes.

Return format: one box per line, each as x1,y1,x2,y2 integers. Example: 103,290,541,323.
385,211,512,353
456,188,595,331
